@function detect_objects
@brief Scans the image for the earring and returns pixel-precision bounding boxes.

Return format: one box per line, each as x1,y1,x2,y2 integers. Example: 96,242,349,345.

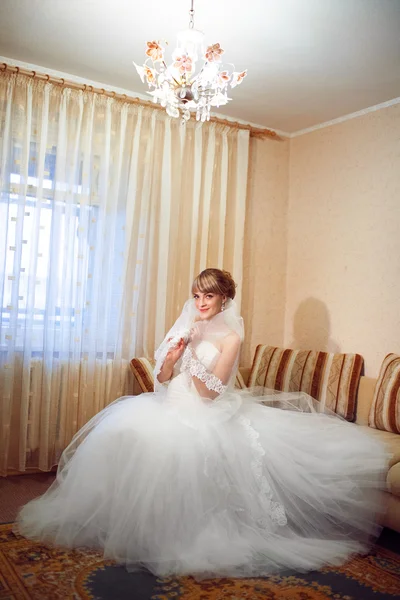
221,301,226,312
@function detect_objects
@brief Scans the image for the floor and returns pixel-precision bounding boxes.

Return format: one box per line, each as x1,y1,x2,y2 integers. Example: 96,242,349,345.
0,472,56,523
2,472,399,549
1,472,399,600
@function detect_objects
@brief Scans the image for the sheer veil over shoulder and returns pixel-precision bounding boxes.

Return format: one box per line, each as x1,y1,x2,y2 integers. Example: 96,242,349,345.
16,295,389,579
154,297,244,392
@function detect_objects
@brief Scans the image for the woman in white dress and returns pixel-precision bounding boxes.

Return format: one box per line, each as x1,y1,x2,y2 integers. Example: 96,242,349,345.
17,268,389,578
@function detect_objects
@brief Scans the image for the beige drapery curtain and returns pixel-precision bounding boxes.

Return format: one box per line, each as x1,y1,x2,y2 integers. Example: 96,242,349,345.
0,73,249,474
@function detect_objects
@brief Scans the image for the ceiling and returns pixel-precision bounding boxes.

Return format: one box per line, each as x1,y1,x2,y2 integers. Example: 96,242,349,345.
1,0,400,133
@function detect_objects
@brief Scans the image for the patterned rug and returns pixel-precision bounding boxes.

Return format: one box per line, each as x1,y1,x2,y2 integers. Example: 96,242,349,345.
1,523,399,600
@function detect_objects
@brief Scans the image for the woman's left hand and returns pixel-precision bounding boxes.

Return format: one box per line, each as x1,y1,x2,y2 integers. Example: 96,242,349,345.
190,325,202,346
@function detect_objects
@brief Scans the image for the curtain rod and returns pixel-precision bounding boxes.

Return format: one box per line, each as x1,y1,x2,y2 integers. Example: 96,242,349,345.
1,62,278,140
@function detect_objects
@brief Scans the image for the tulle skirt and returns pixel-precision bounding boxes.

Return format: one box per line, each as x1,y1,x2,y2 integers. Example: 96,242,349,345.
16,383,389,578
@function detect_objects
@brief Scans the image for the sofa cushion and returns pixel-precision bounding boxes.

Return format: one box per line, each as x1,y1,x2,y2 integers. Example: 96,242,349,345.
239,366,251,387
235,369,247,389
358,425,400,498
387,463,400,497
130,358,247,393
248,346,364,421
381,492,400,532
369,353,400,434
354,377,376,426
357,425,400,469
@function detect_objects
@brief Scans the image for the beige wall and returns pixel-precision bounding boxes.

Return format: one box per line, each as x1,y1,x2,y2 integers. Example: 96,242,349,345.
285,104,400,377
241,135,290,366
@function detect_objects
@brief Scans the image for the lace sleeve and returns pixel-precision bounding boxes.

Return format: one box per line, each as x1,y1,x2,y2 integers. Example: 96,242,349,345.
181,347,227,395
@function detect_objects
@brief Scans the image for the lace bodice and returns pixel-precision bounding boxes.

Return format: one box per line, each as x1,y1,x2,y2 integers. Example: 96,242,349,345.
166,341,221,398
191,340,221,371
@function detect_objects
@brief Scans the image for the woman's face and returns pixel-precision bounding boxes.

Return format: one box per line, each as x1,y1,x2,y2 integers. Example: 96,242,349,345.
193,290,225,321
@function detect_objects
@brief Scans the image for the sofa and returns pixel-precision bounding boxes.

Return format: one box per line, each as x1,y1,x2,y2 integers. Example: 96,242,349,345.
130,347,400,534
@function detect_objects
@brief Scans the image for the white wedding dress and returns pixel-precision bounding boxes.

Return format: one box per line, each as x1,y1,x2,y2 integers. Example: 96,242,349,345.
17,300,389,578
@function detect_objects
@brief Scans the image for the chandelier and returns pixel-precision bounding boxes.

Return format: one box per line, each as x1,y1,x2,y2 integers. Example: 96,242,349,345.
133,0,247,123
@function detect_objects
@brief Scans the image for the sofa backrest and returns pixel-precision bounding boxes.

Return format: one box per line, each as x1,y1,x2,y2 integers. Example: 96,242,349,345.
248,345,364,421
129,356,378,427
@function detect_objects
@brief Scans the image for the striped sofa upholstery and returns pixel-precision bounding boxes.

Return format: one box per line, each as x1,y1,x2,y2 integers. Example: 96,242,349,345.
248,345,364,421
130,358,248,393
130,358,156,393
369,353,400,434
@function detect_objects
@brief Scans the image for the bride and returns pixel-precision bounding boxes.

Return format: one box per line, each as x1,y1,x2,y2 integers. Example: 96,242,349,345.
17,268,389,578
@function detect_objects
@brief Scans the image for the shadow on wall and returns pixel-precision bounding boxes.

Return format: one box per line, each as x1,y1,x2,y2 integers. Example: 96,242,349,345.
289,297,341,353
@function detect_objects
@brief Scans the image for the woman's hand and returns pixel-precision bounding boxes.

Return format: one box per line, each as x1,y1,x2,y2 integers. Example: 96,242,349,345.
165,338,186,366
157,338,186,384
190,325,203,346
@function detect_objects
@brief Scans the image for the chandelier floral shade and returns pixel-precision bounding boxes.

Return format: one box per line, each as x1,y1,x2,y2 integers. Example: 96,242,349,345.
134,0,247,123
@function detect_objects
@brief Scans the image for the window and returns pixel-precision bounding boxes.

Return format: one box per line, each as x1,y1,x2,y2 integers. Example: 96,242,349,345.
1,142,126,353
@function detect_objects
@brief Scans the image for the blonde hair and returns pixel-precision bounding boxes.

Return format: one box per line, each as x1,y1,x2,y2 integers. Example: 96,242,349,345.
191,268,237,300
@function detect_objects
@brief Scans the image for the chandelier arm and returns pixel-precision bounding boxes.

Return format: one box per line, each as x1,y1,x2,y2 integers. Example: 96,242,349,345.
190,62,207,85
162,60,181,87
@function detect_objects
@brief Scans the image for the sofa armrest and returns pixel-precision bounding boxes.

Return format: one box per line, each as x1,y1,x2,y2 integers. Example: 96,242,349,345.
130,358,155,394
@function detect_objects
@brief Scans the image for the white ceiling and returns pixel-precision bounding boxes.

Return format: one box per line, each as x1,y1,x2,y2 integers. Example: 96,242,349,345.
0,0,400,133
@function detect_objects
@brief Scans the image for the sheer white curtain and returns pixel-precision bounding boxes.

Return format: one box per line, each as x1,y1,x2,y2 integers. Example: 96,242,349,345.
0,73,249,473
